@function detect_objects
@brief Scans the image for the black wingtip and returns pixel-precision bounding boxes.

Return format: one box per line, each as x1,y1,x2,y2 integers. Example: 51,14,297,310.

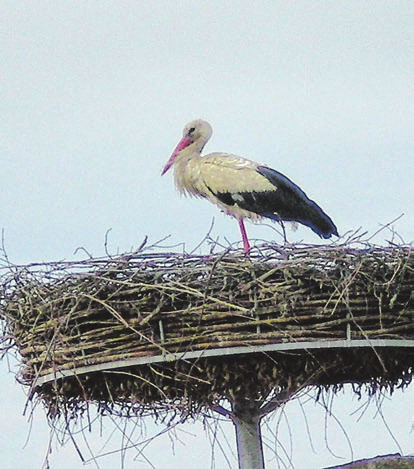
309,210,339,239
319,228,339,239
317,220,339,239
301,218,339,239
256,166,338,240
264,211,339,240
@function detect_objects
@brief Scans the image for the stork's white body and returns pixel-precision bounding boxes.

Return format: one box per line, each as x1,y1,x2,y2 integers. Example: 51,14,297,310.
162,119,338,252
173,151,272,222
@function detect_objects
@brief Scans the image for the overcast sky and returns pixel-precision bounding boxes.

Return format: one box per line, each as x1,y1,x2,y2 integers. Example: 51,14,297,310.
1,2,414,468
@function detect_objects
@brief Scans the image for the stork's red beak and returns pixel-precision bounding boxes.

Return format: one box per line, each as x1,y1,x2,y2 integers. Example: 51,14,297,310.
161,136,192,175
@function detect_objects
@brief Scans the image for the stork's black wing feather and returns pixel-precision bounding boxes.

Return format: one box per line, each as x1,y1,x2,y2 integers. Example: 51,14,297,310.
213,165,338,239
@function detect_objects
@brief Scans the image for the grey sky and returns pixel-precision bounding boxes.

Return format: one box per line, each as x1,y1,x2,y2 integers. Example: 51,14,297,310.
1,2,414,468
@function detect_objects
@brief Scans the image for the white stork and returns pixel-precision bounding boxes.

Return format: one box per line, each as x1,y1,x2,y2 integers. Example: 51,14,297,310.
162,119,338,253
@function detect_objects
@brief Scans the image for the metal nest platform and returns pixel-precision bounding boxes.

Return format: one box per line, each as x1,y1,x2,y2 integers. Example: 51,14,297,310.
1,239,414,422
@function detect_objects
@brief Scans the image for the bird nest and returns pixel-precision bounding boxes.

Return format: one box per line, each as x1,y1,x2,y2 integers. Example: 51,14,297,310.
1,239,414,422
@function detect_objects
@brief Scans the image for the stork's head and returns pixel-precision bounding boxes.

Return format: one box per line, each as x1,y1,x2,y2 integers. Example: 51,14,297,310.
161,119,213,175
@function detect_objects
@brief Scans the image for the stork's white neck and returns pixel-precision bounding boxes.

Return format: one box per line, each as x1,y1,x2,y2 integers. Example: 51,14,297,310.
172,145,204,196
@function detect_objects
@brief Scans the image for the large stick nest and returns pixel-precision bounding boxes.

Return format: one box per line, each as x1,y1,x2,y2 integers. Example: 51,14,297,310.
1,240,414,420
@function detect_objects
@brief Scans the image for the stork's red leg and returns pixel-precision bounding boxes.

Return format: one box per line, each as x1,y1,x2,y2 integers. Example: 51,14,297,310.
238,219,251,254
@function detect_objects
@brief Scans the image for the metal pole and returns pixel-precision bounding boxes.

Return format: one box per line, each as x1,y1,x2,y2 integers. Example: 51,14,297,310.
232,401,265,469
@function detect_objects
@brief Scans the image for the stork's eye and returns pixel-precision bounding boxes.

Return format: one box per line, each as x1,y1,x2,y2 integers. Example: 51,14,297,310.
188,127,196,135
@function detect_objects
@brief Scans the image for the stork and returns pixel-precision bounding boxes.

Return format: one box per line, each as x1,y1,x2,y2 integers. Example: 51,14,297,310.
162,119,338,253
